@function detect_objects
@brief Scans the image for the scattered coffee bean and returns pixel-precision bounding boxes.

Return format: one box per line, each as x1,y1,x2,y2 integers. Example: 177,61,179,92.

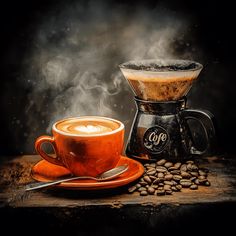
180,164,187,172
128,186,137,193
190,172,199,177
139,181,147,186
173,175,182,181
156,159,166,166
205,181,211,186
143,176,152,184
128,159,211,196
140,190,148,196
199,170,207,176
176,184,182,191
155,189,165,195
191,164,198,171
164,181,174,186
170,170,181,175
164,184,171,191
164,162,174,168
180,180,192,188
138,187,147,192
147,187,155,195
190,184,198,190
156,166,168,173
174,162,182,169
186,160,194,164
164,174,173,181
165,190,173,195
150,175,157,181
157,172,164,178
181,171,191,179
171,186,178,192
146,170,156,176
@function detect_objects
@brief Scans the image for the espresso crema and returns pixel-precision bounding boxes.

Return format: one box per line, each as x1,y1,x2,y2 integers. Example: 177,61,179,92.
55,117,119,135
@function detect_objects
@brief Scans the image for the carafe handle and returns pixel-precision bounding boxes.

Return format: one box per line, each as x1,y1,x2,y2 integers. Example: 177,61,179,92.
180,109,216,155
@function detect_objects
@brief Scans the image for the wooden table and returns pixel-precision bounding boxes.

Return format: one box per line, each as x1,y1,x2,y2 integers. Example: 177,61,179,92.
0,155,236,235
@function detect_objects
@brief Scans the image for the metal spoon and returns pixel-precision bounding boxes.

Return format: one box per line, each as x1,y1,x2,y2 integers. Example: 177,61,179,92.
25,164,129,191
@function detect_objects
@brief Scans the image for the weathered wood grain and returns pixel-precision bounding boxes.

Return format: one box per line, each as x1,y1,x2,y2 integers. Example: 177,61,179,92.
0,155,236,208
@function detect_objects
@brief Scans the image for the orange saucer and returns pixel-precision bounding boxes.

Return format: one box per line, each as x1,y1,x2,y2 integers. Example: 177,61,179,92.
31,156,144,190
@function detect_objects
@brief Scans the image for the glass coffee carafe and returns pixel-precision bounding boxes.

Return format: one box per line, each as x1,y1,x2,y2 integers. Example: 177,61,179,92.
120,59,216,161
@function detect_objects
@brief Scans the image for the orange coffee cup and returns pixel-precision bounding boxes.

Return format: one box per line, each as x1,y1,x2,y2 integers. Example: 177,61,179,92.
35,116,125,177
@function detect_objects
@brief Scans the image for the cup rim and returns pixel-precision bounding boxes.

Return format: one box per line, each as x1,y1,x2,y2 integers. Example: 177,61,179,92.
119,59,203,73
52,116,124,137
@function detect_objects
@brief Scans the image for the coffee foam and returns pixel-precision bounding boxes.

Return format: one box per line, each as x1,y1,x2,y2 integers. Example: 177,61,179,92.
74,124,112,134
55,117,121,136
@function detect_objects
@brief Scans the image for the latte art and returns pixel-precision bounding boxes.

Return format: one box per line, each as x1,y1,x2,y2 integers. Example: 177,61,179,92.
74,125,112,134
55,117,119,135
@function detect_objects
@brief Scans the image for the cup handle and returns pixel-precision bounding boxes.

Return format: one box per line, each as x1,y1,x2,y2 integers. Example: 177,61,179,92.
35,135,64,166
180,109,216,155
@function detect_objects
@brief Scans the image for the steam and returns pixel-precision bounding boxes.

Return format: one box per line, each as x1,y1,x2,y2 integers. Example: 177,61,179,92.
23,1,194,150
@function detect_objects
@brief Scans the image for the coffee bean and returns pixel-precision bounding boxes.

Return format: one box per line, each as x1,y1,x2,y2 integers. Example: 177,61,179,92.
150,175,157,181
198,175,207,183
164,181,174,186
135,183,141,188
164,174,173,181
180,180,192,187
173,175,182,181
165,190,173,195
171,186,178,191
190,184,198,190
195,179,200,185
153,178,161,184
138,187,147,192
168,166,178,171
156,159,166,166
149,163,156,168
186,160,194,164
159,183,164,187
190,172,199,177
164,162,174,168
145,185,150,188
170,170,181,175
190,177,197,182
164,185,171,191
146,170,156,176
158,187,164,190
181,171,191,179
191,164,198,171
144,163,150,167
128,186,137,193
176,184,182,191
187,163,193,171
147,187,155,195
140,190,148,196
205,181,211,186
174,162,182,169
156,166,168,173
143,176,152,184
180,164,187,172
199,170,207,176
139,181,147,186
171,180,178,186
155,189,165,195
151,184,159,189
157,172,164,178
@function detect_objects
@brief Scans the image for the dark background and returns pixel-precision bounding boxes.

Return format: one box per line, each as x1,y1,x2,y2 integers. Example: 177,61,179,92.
0,0,236,156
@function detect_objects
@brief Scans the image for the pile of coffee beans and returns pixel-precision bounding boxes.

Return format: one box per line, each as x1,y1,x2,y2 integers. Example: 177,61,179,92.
128,159,210,196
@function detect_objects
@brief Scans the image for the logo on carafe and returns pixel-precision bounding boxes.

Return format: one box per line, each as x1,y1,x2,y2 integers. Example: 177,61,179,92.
143,126,169,153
